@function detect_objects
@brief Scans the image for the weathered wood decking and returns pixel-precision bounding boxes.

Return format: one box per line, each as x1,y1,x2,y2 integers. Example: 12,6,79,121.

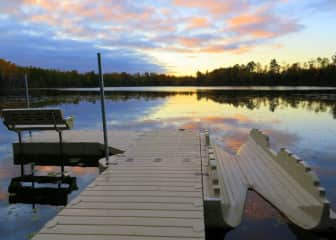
32,130,206,240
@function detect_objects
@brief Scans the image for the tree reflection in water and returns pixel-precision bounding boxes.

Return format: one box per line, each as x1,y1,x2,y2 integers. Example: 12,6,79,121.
2,89,334,118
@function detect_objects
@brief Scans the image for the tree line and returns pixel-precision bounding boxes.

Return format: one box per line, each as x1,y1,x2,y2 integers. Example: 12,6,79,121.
1,54,336,94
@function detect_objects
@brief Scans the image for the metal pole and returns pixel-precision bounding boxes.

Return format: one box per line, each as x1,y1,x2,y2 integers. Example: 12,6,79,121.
24,74,32,138
24,73,30,108
97,53,109,166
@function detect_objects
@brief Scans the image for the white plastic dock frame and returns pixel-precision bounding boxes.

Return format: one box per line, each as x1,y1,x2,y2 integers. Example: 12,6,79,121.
204,129,336,231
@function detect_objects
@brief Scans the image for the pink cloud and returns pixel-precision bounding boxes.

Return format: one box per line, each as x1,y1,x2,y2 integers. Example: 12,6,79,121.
186,17,210,30
173,0,245,15
23,0,54,9
178,37,203,47
226,5,302,41
251,30,276,38
202,44,252,54
2,0,303,57
228,13,266,28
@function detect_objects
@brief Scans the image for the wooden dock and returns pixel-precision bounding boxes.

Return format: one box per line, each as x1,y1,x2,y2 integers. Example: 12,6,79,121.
22,128,335,239
32,129,206,240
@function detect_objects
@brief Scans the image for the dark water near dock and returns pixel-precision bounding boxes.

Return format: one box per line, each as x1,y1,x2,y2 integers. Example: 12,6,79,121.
1,87,336,239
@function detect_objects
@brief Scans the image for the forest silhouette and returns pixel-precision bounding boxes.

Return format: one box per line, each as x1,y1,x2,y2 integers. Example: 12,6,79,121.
1,54,336,94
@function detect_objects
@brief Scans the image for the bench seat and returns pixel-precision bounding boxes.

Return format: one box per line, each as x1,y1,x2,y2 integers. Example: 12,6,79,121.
2,108,73,131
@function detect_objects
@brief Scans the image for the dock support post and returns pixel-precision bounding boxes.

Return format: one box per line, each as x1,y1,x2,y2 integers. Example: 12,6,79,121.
205,130,210,146
24,74,32,138
97,53,109,166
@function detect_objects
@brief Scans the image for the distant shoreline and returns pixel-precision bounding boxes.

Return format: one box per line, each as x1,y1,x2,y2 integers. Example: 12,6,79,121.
2,86,336,95
1,57,336,90
55,86,336,91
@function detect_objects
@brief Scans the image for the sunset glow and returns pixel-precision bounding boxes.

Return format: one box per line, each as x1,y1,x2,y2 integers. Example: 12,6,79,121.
0,0,335,74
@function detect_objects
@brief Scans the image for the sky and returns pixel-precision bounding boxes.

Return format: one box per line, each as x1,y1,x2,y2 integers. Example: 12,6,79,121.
0,0,335,75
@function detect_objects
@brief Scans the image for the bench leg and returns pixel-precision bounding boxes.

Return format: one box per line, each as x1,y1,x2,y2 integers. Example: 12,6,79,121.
31,163,35,188
58,131,64,178
18,132,25,176
31,163,36,211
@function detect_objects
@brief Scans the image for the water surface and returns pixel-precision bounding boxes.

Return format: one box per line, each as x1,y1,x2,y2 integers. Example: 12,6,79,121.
0,88,335,239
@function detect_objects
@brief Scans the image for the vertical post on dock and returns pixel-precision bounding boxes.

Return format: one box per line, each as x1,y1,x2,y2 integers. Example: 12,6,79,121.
24,73,30,108
25,74,33,178
24,74,32,138
97,53,109,166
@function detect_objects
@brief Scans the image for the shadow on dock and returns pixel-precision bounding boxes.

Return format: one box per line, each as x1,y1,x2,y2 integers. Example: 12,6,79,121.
206,228,231,240
13,142,120,167
288,223,336,240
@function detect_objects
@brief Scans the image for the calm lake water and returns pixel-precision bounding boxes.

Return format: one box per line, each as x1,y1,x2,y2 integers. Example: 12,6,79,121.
1,87,336,239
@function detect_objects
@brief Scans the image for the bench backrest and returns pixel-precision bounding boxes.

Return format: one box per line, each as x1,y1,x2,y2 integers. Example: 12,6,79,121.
1,108,72,131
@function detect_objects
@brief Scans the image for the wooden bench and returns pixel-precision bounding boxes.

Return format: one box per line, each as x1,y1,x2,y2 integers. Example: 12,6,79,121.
2,108,74,131
1,108,74,176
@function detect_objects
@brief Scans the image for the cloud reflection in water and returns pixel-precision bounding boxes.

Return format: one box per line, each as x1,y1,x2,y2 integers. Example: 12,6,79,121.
0,90,336,240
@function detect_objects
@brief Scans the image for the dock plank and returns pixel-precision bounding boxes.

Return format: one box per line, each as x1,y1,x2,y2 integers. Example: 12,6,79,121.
53,216,203,227
32,130,205,240
39,225,202,238
33,234,203,240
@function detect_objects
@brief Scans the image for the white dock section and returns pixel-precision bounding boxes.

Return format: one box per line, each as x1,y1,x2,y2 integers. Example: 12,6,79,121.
32,129,206,240
214,147,248,227
207,129,336,231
